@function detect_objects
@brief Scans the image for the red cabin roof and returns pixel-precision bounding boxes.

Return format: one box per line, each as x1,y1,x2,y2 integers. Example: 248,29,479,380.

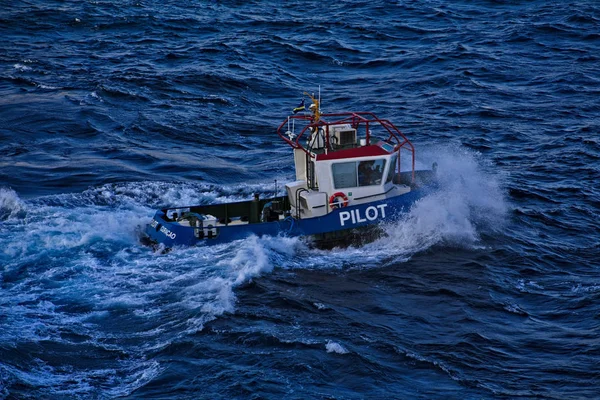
315,145,389,161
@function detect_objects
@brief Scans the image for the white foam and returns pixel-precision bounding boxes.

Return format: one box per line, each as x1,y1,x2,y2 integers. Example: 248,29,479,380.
384,145,506,251
4,152,504,320
36,83,59,90
0,358,160,398
571,284,600,293
326,340,349,354
82,180,290,210
0,163,506,396
0,183,311,396
90,91,103,102
515,279,544,293
2,207,150,260
13,63,32,72
215,235,301,285
283,145,508,270
0,187,26,219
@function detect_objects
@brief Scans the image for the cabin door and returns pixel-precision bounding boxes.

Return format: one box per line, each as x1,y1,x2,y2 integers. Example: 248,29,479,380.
306,154,317,190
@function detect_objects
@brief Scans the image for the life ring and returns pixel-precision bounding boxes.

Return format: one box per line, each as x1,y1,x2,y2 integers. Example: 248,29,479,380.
329,192,349,210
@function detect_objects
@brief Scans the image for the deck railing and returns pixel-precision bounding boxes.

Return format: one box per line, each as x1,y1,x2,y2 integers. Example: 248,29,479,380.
277,112,415,182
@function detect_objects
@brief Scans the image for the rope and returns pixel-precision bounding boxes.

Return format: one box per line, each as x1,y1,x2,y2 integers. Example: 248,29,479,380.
284,215,295,234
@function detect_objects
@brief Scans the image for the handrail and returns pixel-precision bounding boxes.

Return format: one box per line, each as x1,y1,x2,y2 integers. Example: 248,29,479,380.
277,111,415,182
294,188,308,219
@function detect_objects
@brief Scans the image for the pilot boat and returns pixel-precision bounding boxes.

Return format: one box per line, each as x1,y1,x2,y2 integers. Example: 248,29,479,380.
144,94,436,249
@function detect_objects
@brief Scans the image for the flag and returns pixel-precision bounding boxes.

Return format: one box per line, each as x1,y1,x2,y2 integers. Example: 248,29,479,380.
292,99,305,114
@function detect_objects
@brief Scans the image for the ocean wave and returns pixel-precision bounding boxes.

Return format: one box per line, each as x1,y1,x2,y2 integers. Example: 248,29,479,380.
0,187,26,220
1,0,599,397
326,340,349,354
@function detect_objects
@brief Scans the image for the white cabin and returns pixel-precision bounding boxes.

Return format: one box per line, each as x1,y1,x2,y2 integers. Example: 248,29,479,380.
282,121,412,219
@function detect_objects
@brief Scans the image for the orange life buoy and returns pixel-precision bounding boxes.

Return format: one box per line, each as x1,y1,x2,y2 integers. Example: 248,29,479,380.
329,192,349,210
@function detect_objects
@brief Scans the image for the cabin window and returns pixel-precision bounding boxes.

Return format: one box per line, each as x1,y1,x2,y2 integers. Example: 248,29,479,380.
358,159,386,186
386,154,398,183
332,159,388,189
380,142,394,152
332,162,358,188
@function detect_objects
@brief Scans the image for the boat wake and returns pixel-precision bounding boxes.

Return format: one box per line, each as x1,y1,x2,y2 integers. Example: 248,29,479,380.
0,146,506,397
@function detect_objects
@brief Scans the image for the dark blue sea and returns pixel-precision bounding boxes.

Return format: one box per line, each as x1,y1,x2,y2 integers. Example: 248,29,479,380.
1,1,599,398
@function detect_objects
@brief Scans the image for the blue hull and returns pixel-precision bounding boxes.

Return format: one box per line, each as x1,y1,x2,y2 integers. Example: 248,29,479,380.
144,189,425,248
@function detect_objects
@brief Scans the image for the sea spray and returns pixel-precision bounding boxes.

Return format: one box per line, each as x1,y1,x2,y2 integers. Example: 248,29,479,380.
326,340,349,354
381,145,508,254
295,145,508,269
0,187,26,220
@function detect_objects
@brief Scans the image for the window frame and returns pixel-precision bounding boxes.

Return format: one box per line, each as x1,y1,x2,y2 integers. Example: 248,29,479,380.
331,157,388,190
386,154,398,184
331,161,358,189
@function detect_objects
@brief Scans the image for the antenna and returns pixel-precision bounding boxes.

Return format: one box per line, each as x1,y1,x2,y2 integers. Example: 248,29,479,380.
285,117,295,140
318,85,321,113
274,179,278,197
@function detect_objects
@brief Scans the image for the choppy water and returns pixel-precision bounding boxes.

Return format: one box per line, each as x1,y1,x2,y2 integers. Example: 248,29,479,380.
1,1,599,399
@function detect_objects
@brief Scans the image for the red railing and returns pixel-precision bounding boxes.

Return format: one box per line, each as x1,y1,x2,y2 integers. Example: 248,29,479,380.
276,112,415,181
